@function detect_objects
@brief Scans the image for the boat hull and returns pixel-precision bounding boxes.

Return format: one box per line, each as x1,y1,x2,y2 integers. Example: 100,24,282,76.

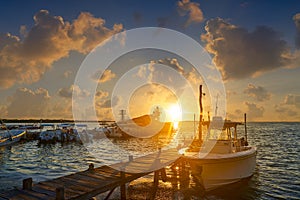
0,130,26,147
185,147,257,191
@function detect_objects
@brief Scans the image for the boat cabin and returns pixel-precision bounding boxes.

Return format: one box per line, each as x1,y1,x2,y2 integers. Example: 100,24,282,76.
202,117,248,154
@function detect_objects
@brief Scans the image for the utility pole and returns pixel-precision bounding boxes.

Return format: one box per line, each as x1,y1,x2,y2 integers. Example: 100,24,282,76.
119,110,126,121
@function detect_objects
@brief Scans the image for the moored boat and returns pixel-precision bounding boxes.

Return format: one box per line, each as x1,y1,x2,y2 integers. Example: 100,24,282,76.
182,85,257,192
0,129,26,147
184,117,257,191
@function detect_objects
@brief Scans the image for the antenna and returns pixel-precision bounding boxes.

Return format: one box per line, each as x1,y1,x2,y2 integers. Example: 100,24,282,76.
215,94,219,116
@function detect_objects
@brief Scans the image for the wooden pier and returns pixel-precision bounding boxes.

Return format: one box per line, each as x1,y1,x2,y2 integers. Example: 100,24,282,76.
0,148,183,200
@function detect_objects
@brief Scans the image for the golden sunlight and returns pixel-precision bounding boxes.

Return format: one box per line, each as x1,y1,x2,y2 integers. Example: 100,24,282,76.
167,104,182,130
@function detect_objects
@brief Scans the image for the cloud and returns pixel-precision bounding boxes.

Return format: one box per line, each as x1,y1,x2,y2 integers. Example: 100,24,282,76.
0,105,8,118
202,18,294,80
293,13,300,48
177,0,204,26
6,88,50,118
0,10,123,89
244,84,271,101
48,99,73,119
283,94,300,108
95,90,109,99
245,102,264,120
274,104,297,117
57,85,90,99
63,70,72,78
156,58,184,74
227,109,243,121
100,95,122,108
91,69,116,83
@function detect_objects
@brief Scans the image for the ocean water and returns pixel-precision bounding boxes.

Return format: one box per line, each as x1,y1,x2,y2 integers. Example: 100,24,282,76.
0,122,299,199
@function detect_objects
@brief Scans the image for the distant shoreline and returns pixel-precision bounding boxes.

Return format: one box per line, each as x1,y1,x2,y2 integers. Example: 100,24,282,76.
1,119,299,123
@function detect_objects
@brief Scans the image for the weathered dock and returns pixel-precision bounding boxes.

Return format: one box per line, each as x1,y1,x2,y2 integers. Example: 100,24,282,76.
0,148,183,200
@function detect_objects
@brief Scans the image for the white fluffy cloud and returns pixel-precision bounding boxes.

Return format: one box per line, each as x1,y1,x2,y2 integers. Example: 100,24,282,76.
202,18,295,80
244,84,271,102
0,10,123,89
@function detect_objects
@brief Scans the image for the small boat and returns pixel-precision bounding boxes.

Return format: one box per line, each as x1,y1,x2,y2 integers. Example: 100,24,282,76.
0,129,26,147
182,85,257,192
38,124,59,143
19,124,41,139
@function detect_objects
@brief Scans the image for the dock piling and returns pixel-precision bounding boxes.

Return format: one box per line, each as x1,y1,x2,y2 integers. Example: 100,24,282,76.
120,170,126,200
22,178,32,190
88,163,94,171
56,187,65,200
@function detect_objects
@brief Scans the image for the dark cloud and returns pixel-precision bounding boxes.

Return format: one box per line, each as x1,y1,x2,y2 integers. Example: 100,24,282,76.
244,84,271,101
7,88,50,118
202,18,292,80
293,13,300,48
245,102,264,120
0,10,123,89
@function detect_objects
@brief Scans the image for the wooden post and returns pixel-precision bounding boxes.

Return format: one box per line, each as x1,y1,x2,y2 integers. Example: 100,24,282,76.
88,163,94,171
198,85,203,141
56,187,65,200
120,170,126,200
128,155,133,162
22,178,32,190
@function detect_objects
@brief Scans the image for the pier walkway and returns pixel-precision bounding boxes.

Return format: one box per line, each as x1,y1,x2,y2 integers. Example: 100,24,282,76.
0,148,183,200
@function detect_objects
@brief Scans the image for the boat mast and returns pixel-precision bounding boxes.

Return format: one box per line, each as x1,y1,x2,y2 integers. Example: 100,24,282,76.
198,85,203,141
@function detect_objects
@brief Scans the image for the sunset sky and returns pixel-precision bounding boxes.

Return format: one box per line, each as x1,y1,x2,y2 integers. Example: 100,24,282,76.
0,0,299,122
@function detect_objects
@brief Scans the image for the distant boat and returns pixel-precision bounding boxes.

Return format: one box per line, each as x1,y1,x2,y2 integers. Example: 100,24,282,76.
0,129,26,147
39,123,83,144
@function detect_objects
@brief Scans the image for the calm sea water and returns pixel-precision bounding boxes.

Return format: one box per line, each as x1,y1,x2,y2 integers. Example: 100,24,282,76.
0,122,299,199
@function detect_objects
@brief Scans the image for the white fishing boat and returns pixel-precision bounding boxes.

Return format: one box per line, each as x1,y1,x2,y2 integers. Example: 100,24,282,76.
0,129,26,147
182,85,257,191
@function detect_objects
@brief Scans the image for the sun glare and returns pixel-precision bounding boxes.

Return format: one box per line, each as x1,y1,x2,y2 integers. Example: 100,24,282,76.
167,104,182,130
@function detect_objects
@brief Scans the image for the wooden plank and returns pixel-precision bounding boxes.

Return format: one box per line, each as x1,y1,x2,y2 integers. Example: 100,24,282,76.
0,189,24,199
61,176,102,189
80,171,119,182
15,189,51,200
38,181,83,199
71,173,109,185
9,193,41,200
32,185,56,197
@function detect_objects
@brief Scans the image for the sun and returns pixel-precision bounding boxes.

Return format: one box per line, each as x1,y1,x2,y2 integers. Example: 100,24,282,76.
168,104,181,121
167,104,182,130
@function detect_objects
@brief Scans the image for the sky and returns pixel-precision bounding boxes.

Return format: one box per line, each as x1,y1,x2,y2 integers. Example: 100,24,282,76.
0,0,299,122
